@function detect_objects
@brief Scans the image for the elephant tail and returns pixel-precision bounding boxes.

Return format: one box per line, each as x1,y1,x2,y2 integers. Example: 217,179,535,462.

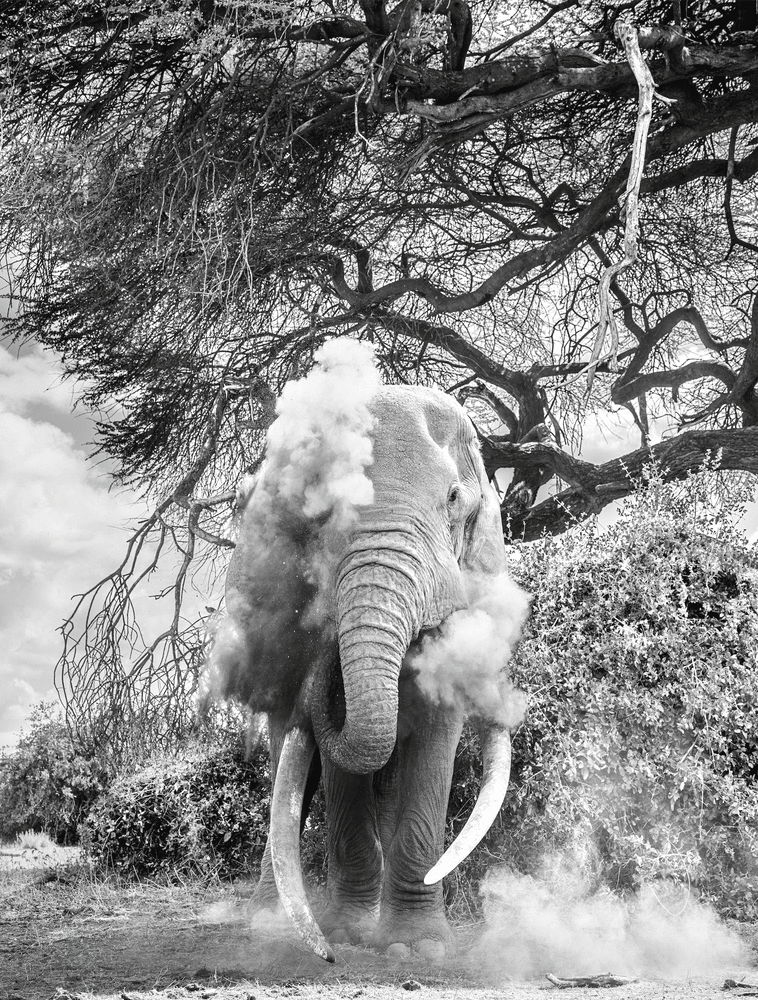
423,725,512,886
269,726,335,963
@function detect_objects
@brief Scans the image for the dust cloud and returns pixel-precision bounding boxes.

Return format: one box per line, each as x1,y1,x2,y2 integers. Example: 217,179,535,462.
255,336,382,626
265,337,381,525
409,570,530,727
202,338,382,703
472,860,747,980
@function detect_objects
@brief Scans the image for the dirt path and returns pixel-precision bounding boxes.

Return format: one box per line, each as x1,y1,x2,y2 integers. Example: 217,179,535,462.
1,851,756,1000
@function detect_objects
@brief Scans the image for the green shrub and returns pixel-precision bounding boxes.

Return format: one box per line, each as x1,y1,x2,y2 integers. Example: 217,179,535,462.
0,702,108,844
83,733,270,878
450,465,758,919
301,782,328,887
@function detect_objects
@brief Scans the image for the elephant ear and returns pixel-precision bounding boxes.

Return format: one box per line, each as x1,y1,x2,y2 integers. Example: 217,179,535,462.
460,450,507,578
424,430,527,888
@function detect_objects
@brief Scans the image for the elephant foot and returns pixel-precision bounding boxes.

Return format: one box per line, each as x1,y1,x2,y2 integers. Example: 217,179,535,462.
386,939,447,962
247,878,286,925
247,899,290,930
319,902,379,945
374,915,455,962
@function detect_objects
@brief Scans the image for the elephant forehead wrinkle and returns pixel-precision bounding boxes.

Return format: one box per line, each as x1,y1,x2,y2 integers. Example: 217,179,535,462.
347,516,420,532
346,512,442,545
343,534,425,558
339,547,425,573
366,508,450,544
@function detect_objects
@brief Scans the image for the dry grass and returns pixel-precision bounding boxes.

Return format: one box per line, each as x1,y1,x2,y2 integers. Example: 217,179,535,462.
0,846,232,925
1,849,757,1000
14,829,57,851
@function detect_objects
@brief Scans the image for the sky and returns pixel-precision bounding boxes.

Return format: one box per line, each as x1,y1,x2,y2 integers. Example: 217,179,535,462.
0,340,145,747
0,335,756,751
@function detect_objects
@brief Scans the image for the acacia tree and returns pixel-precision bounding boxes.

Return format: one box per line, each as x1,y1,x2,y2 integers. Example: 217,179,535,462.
1,0,757,744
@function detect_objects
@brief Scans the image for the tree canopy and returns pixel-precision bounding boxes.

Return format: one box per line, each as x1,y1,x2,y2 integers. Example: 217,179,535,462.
2,1,758,737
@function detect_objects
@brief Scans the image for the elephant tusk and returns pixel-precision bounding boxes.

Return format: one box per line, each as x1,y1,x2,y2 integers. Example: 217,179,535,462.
270,726,335,963
423,726,511,886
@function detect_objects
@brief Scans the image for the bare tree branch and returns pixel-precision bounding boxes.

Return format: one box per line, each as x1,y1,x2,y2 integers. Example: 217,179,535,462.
498,427,758,540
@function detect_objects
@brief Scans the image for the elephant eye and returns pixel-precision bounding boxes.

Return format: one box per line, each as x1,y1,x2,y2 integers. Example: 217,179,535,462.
448,485,460,505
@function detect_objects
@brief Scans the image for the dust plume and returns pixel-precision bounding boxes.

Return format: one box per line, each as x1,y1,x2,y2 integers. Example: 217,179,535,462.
262,337,382,625
198,614,246,712
472,859,747,980
409,570,530,727
202,338,382,702
265,337,381,526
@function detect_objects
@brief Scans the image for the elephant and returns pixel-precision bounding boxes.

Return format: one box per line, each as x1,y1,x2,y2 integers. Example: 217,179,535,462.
212,354,528,963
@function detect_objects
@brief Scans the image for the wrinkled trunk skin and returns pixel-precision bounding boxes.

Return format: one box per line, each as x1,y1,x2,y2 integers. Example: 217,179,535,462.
311,526,435,775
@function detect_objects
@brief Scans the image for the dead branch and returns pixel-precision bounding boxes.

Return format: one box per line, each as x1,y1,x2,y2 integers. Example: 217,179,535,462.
322,88,758,318
723,979,758,995
546,972,638,988
458,382,519,437
587,20,658,388
497,425,758,541
54,382,276,757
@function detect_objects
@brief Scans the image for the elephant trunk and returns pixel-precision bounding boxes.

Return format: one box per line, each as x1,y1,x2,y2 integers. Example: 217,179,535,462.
312,537,425,774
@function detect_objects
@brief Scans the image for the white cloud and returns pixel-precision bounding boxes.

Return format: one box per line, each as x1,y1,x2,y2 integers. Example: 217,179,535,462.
0,344,75,414
0,344,137,748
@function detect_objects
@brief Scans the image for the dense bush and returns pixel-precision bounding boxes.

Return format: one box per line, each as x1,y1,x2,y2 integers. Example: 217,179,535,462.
0,702,108,844
83,731,270,878
450,466,758,918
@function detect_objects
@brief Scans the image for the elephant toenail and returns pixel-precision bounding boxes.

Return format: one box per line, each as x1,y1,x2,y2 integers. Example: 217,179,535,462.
386,943,412,961
416,939,446,962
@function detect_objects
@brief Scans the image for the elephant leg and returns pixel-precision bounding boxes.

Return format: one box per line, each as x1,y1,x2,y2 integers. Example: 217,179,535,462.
318,759,383,944
251,711,321,913
374,743,399,861
374,674,464,960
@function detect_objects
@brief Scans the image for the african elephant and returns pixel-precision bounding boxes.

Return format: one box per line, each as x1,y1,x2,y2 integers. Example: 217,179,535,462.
212,345,528,962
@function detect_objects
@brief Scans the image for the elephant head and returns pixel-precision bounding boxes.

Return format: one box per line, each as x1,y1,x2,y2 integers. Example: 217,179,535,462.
307,385,514,770
219,375,527,961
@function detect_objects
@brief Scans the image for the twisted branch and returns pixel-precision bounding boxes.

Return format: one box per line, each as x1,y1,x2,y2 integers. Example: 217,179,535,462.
587,21,660,388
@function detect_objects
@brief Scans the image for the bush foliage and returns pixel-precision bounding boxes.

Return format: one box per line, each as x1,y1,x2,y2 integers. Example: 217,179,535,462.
0,702,108,844
83,731,269,878
452,465,758,917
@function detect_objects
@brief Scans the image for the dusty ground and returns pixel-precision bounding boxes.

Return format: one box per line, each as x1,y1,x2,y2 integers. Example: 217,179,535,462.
1,845,757,1000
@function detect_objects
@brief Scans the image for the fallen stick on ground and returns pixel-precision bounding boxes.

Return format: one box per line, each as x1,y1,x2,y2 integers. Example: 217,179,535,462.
723,980,758,996
546,972,639,989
